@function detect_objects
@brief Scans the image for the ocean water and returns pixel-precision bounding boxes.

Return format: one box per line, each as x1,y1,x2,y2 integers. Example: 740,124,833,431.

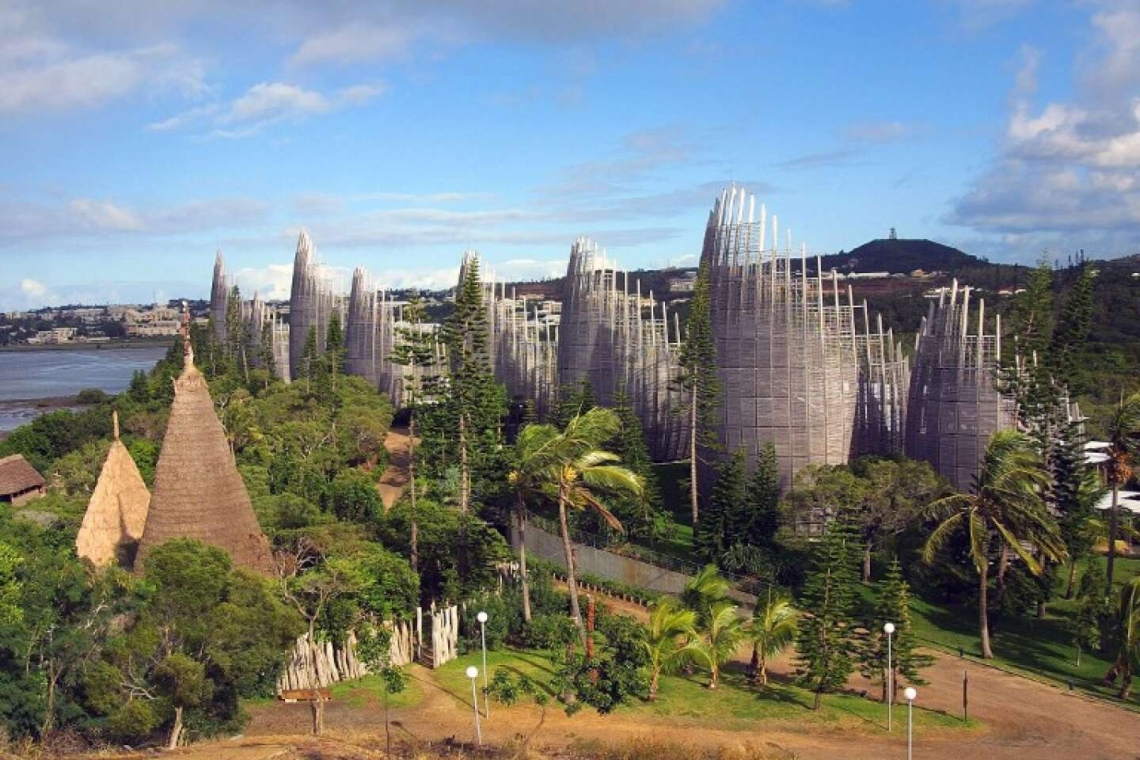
0,346,169,432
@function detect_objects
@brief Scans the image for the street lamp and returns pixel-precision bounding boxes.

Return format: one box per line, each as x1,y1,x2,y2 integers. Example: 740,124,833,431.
884,622,895,731
477,610,490,717
466,665,482,746
904,686,917,760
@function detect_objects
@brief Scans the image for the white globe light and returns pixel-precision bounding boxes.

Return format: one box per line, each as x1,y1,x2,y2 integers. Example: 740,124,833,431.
904,687,917,701
477,611,489,623
884,622,895,634
466,666,479,679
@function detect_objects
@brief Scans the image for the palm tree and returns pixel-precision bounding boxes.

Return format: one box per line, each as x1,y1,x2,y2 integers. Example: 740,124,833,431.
1105,577,1140,699
508,425,550,624
515,408,643,647
922,430,1067,659
643,598,699,700
748,590,798,685
1102,393,1140,594
682,564,731,628
692,600,745,689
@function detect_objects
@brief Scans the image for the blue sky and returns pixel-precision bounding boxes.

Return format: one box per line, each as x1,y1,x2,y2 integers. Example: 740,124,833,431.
2,0,1138,309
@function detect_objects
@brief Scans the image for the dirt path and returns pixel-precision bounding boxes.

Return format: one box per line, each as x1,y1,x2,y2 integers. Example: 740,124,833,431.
377,426,416,510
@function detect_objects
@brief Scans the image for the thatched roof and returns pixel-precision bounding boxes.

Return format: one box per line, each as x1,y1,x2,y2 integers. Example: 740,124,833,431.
0,454,45,498
76,412,151,568
137,354,274,574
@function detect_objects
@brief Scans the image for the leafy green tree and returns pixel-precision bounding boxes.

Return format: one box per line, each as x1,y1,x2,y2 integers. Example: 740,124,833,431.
922,430,1067,658
860,558,931,701
1069,595,1101,667
795,520,859,709
1104,578,1140,698
692,600,745,689
1101,392,1140,594
376,499,508,604
325,469,382,522
155,653,211,748
747,590,798,685
555,380,597,428
508,409,642,647
643,598,698,700
677,260,720,524
601,388,663,541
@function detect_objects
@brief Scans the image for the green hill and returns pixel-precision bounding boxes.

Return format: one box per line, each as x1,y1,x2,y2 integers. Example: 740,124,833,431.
823,238,984,274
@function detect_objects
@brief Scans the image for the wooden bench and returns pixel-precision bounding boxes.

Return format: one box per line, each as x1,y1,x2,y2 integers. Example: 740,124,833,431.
279,688,332,703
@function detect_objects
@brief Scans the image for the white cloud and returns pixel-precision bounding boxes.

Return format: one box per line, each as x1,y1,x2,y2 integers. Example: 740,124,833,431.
69,199,144,231
291,23,417,67
225,82,331,124
147,104,218,131
950,5,1140,252
20,278,49,299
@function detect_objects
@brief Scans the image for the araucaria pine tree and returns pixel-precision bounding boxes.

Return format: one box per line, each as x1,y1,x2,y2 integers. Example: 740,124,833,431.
859,558,932,702
389,291,437,572
678,260,720,525
1049,263,1096,397
696,448,746,564
746,442,782,553
439,254,504,513
225,284,249,382
795,520,859,709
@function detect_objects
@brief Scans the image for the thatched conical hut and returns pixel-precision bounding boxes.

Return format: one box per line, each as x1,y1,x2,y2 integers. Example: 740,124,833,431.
76,412,151,568
137,318,274,574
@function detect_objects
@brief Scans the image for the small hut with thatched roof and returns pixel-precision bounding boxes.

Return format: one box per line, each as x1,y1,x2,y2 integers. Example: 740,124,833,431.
137,309,274,574
76,412,151,568
0,454,45,506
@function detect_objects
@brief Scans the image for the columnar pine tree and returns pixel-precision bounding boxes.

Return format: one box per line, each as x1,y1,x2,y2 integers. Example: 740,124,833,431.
746,442,782,552
859,558,932,702
259,321,277,383
605,388,662,540
795,519,859,709
300,326,319,394
1049,264,1096,397
389,292,437,572
440,255,503,514
678,260,720,525
325,311,345,381
555,380,596,428
225,284,249,382
696,449,745,564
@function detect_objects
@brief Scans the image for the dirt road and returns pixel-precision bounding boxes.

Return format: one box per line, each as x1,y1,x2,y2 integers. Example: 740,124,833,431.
377,426,416,510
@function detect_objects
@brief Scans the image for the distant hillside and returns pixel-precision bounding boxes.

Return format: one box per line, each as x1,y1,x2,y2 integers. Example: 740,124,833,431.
822,238,984,274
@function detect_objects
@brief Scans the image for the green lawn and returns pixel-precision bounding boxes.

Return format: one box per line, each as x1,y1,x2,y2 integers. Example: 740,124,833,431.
904,555,1140,708
435,647,976,733
329,672,424,709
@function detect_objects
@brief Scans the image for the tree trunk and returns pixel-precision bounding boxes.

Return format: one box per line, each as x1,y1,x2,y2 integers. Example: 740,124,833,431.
1108,484,1120,596
311,694,324,735
519,509,532,624
709,661,719,689
458,413,470,514
748,644,759,682
812,689,822,710
649,669,660,701
409,411,418,573
169,706,184,749
863,542,873,584
980,561,994,659
558,488,587,648
1120,669,1133,700
759,652,770,686
1065,560,1078,599
689,384,699,525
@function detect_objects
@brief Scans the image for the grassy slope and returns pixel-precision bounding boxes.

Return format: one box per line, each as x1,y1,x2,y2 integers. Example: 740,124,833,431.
434,649,973,733
903,555,1140,706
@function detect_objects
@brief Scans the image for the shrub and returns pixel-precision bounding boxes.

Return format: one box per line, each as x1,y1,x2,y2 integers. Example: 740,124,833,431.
521,613,577,650
76,389,108,405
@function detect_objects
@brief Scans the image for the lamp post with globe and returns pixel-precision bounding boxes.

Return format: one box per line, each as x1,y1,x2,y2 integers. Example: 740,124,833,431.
466,665,482,745
905,686,917,760
884,622,895,731
477,610,490,717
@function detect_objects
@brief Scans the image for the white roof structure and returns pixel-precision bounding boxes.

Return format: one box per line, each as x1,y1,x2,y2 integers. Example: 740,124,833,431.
1095,491,1140,515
